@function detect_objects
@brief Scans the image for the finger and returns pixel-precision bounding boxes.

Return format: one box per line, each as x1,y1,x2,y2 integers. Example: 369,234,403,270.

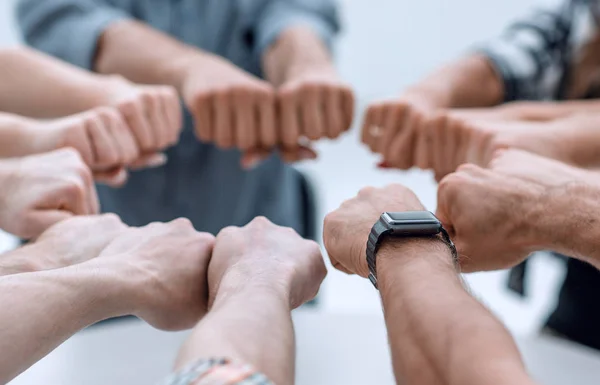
129,152,168,170
414,115,432,170
87,117,119,168
431,114,448,177
362,104,385,152
257,92,277,149
443,118,459,175
214,91,234,149
279,89,301,148
385,110,417,169
94,167,129,188
454,122,471,172
279,145,318,164
378,104,404,155
301,85,325,141
325,88,344,139
342,88,355,132
234,90,257,151
121,102,155,152
103,112,139,165
162,87,183,145
144,94,167,149
192,93,213,143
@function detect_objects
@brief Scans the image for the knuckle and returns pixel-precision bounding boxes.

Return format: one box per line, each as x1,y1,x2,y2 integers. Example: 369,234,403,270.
357,186,376,197
171,217,193,228
216,225,239,240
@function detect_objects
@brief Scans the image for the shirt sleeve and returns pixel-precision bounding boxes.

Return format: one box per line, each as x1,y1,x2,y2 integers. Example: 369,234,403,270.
253,0,341,61
16,0,131,70
158,358,274,385
477,0,586,102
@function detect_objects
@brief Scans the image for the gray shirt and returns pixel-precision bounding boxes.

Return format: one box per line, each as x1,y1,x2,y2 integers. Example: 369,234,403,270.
17,0,340,235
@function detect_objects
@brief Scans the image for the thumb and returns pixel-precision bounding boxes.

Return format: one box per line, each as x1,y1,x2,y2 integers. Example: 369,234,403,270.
29,210,74,240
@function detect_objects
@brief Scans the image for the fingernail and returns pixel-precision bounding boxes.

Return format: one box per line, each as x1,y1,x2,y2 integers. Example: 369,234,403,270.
377,161,391,169
146,153,168,168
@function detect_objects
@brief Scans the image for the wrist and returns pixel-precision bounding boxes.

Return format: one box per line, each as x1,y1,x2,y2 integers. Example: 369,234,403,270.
0,245,43,276
376,237,458,292
212,264,292,310
77,256,145,317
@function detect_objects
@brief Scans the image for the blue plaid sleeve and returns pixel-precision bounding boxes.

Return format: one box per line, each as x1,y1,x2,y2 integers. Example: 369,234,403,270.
159,358,275,385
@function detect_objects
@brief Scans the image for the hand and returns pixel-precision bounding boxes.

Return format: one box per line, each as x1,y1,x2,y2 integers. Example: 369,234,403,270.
209,217,326,309
182,54,277,153
436,151,564,272
324,185,425,278
0,148,99,239
96,218,215,331
362,91,444,171
278,66,354,144
105,76,183,155
33,214,128,270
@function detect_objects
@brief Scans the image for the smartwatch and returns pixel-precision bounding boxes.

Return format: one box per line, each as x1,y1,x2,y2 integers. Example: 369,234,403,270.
366,211,457,289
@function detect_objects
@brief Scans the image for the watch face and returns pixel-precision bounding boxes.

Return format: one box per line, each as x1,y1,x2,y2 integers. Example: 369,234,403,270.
384,211,439,224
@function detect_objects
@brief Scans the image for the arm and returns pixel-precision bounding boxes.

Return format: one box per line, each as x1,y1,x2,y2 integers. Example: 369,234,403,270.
531,182,600,270
174,277,292,385
0,47,122,118
377,239,536,385
404,55,504,109
0,262,130,383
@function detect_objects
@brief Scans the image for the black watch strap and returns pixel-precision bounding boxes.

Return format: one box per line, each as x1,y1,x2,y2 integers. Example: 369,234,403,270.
366,221,390,288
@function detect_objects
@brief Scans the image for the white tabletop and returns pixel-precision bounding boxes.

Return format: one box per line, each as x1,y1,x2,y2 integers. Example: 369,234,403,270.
9,310,600,385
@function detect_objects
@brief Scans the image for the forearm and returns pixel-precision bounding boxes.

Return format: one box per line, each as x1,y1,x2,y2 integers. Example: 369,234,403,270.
407,55,504,109
96,20,201,91
0,48,118,118
533,182,600,269
497,101,600,122
263,25,336,87
0,261,129,383
174,274,294,385
0,113,41,158
377,239,534,385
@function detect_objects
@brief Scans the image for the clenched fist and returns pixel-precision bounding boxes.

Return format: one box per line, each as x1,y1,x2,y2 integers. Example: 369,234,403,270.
435,149,592,272
324,185,426,278
0,148,99,239
104,77,183,154
209,217,326,309
182,54,277,153
96,218,215,331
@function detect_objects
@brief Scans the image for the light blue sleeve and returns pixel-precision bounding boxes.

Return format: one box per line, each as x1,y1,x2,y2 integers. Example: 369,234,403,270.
253,0,341,61
17,0,131,70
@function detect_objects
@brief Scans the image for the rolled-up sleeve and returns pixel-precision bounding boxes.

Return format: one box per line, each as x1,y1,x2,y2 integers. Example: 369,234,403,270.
253,0,341,61
476,1,585,102
17,0,131,70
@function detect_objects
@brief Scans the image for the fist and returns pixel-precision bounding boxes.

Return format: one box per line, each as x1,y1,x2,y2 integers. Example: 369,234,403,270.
97,218,215,331
182,55,277,152
210,217,326,309
278,69,354,145
40,107,140,170
106,77,183,154
324,185,425,278
0,148,99,239
435,151,568,272
35,214,127,270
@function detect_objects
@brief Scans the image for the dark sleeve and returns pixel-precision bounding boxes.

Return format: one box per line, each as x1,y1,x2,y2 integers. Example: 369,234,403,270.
253,0,341,61
476,0,588,101
16,0,131,69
